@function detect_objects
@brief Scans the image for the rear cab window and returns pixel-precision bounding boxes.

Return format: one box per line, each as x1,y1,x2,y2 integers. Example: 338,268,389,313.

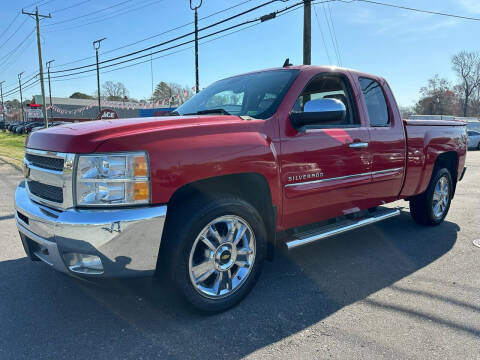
358,77,390,127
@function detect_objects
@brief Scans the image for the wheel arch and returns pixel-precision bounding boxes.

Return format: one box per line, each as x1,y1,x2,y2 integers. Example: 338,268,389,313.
433,151,458,198
164,172,277,259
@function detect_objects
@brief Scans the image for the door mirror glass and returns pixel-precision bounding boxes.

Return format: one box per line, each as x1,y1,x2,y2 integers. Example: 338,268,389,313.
291,98,346,127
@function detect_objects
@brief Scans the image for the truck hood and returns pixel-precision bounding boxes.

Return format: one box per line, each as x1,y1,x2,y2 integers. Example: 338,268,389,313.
26,115,246,153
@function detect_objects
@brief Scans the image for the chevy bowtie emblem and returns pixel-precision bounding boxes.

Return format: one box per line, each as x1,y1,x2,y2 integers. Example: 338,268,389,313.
22,162,30,178
221,253,231,261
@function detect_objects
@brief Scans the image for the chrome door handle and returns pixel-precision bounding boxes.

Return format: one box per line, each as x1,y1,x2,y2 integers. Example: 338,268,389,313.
349,142,369,148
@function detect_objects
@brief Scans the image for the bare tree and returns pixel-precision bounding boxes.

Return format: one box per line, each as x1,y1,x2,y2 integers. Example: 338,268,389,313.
101,81,129,101
451,51,480,116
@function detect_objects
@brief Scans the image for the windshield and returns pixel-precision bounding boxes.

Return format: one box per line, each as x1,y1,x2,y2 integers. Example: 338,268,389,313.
175,69,299,119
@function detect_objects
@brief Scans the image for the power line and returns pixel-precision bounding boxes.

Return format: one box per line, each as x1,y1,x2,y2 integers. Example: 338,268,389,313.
49,21,266,82
51,0,257,69
0,18,28,51
2,71,39,94
49,0,332,81
2,70,38,91
321,3,340,65
312,3,332,64
0,29,35,65
50,0,92,14
0,31,36,73
49,0,284,75
0,13,20,42
3,78,39,98
326,2,341,66
4,0,331,98
348,0,480,22
44,0,135,27
46,0,164,33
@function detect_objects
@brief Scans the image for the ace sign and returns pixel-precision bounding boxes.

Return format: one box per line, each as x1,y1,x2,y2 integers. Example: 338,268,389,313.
97,109,119,120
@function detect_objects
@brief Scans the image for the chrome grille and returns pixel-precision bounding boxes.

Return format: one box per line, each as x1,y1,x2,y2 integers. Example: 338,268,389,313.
28,181,63,203
24,149,75,209
25,153,64,171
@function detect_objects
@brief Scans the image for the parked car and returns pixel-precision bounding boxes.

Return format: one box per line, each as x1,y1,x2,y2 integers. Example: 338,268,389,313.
30,121,67,132
467,130,480,150
15,124,26,134
24,122,44,133
14,65,467,313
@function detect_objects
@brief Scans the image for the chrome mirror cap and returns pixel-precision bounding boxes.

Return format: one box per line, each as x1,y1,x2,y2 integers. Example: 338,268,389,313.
304,98,346,114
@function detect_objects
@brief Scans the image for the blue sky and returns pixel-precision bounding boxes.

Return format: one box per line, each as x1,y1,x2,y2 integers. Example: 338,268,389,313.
0,0,479,107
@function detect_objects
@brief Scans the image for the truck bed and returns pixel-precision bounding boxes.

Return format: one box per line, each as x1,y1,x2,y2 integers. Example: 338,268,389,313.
400,119,467,198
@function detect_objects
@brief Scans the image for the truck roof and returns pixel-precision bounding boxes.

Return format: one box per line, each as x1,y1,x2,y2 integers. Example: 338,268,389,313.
225,64,386,84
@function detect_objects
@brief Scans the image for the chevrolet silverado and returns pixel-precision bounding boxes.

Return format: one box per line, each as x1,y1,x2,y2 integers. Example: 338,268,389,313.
15,65,467,312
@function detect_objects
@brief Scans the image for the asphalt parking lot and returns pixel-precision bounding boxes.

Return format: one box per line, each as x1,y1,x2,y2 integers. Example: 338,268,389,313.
0,152,479,360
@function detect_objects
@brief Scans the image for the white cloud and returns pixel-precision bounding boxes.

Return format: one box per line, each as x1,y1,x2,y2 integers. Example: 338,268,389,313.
347,5,459,38
458,0,480,14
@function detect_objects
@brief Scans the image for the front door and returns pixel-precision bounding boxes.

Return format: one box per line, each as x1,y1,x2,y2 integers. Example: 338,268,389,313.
279,73,373,229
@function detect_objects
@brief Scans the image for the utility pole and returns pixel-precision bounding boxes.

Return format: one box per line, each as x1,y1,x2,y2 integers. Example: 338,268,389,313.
22,7,51,127
18,72,25,126
46,60,54,121
0,81,4,128
190,0,202,93
93,37,106,116
303,0,311,65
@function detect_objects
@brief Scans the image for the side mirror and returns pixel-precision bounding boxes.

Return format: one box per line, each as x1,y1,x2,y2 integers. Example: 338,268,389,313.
290,98,346,127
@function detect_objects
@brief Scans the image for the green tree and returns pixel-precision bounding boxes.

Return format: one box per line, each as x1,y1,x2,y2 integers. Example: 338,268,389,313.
70,92,94,99
414,75,459,115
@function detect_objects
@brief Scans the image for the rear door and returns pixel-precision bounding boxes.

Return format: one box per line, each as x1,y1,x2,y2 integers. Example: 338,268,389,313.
279,72,373,229
356,76,406,204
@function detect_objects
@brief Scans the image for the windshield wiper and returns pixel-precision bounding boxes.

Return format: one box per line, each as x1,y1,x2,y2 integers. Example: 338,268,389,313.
184,108,231,116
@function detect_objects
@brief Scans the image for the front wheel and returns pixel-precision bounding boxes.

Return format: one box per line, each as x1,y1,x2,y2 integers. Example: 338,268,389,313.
410,168,453,225
161,195,267,313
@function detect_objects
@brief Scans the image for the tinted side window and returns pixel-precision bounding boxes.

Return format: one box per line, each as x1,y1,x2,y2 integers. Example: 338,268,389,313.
359,77,390,127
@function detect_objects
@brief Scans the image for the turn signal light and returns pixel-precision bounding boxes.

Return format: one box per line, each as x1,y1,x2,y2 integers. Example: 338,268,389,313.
134,182,149,201
134,156,148,177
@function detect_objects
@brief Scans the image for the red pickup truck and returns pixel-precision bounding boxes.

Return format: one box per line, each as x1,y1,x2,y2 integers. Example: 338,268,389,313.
15,65,467,312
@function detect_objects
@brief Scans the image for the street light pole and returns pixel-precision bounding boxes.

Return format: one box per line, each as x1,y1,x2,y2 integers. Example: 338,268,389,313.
18,72,25,126
190,0,202,93
93,37,106,116
46,60,54,121
0,81,5,128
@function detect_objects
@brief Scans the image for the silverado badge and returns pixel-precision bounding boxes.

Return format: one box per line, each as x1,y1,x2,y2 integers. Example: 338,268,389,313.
288,171,324,183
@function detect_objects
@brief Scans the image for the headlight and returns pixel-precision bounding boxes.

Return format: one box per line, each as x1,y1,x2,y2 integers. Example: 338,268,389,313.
75,152,150,206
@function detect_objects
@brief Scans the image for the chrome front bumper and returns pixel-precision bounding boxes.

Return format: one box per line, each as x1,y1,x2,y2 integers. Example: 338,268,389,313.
14,181,167,278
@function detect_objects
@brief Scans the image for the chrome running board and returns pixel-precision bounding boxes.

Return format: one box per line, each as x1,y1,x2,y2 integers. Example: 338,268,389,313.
286,208,400,250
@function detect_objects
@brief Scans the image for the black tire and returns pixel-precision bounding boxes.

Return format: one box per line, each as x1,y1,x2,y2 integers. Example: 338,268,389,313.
158,194,267,313
409,167,453,226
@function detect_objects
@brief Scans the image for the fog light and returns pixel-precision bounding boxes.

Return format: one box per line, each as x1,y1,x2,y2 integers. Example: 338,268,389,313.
63,253,104,275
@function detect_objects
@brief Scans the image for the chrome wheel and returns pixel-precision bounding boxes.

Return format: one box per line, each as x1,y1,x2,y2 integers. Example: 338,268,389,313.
432,175,449,218
188,215,256,299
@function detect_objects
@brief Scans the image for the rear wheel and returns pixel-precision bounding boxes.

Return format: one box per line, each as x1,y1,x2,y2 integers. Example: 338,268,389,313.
410,168,452,226
160,195,267,313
